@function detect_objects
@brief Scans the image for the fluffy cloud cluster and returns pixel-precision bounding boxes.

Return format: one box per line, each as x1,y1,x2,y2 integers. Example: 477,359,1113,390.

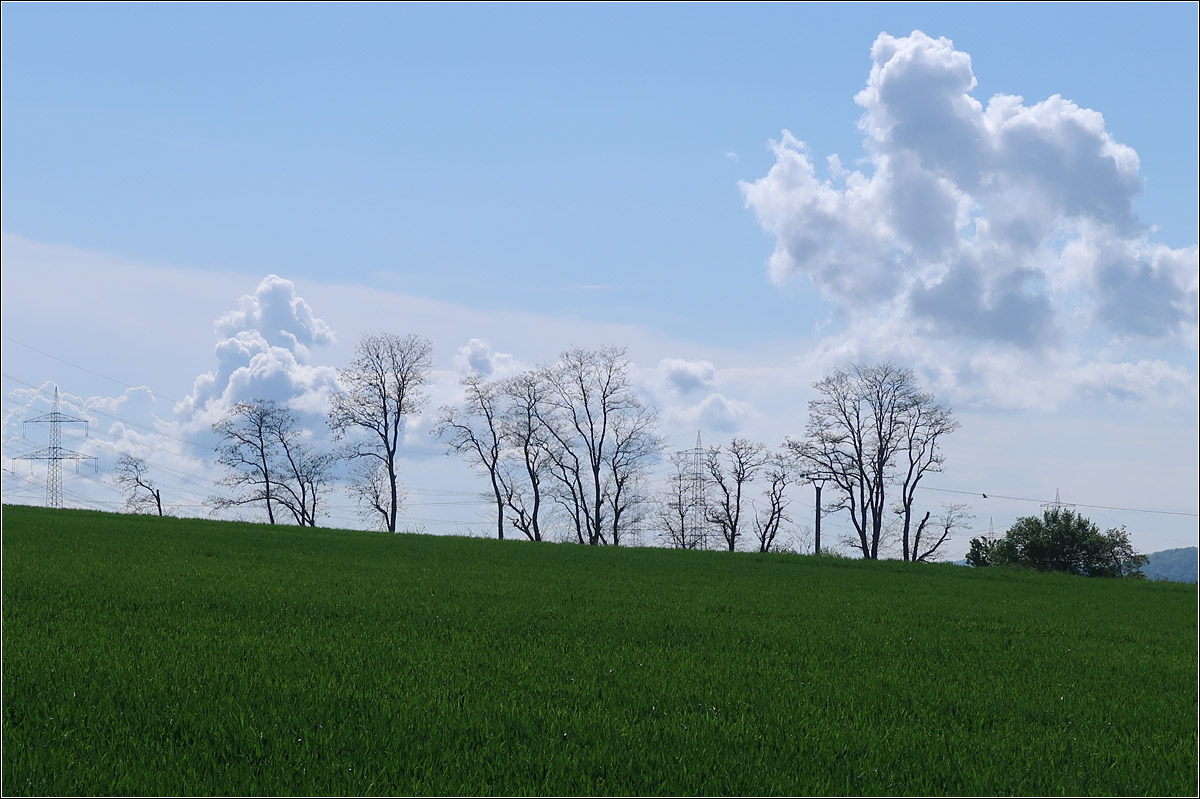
638,358,754,434
176,275,340,428
656,358,718,394
742,30,1198,407
453,337,521,379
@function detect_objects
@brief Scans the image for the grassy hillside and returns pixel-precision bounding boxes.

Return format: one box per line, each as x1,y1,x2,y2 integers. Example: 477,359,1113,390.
2,505,1196,796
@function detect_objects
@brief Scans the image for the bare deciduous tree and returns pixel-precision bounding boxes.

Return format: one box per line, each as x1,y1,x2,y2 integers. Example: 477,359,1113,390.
895,395,960,561
751,453,792,553
114,454,163,516
212,400,332,526
500,371,551,542
909,502,973,563
537,346,660,546
786,362,958,560
329,332,433,533
706,438,769,552
212,400,284,524
267,410,334,527
606,406,662,546
657,452,705,549
347,459,409,531
435,374,510,540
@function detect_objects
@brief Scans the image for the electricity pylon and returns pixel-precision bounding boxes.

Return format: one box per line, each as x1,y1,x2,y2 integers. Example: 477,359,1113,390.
18,386,96,508
1041,488,1075,513
677,431,710,550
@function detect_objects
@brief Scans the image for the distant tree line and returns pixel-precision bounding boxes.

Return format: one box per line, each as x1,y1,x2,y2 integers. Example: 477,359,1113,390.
106,334,1147,575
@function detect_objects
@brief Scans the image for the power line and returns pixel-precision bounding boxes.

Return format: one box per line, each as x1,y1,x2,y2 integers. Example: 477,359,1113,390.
923,485,1198,518
2,335,185,404
5,341,1194,529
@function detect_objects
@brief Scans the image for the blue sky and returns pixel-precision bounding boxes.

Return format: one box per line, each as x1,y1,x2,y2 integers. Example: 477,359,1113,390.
2,3,1197,555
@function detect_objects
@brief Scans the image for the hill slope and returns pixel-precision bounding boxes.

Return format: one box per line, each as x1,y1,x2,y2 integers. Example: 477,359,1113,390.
2,505,1196,796
1144,546,1199,583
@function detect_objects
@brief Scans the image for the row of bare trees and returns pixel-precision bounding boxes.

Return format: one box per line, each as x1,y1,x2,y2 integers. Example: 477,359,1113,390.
115,401,338,524
114,336,969,560
658,440,794,553
164,332,435,531
435,345,662,545
654,362,969,560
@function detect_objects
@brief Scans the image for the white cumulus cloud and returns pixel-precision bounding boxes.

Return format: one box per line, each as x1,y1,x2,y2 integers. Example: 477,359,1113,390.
656,358,718,394
453,338,521,379
176,275,340,429
741,30,1198,407
667,392,754,434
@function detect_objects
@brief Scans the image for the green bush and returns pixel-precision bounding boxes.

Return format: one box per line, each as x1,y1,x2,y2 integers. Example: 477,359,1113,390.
966,508,1147,578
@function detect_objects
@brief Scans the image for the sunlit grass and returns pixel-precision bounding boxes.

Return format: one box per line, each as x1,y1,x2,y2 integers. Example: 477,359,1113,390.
2,504,1196,796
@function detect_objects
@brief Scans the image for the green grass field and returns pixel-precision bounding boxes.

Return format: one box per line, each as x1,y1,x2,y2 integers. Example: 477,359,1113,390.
2,504,1196,796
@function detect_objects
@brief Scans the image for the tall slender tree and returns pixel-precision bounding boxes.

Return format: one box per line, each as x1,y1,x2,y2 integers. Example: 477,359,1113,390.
267,410,334,527
329,333,433,532
212,400,283,523
435,374,510,540
657,453,704,549
500,370,552,541
751,453,792,553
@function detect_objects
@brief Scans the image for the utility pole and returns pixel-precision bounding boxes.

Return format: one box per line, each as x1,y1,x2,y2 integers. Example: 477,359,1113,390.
18,386,96,508
811,476,825,555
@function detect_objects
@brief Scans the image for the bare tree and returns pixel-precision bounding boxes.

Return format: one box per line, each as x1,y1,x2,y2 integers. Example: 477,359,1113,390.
212,400,283,523
751,453,792,553
537,346,660,546
540,427,588,544
212,399,331,526
434,374,510,540
113,454,163,516
267,411,334,527
606,405,662,546
706,438,769,552
894,395,960,561
347,459,409,531
500,371,551,542
328,332,433,533
657,452,705,549
909,502,973,563
786,362,958,560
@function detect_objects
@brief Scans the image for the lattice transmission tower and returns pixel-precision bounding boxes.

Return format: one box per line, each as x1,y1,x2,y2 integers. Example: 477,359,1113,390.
1041,488,1075,514
17,386,96,508
677,431,711,550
